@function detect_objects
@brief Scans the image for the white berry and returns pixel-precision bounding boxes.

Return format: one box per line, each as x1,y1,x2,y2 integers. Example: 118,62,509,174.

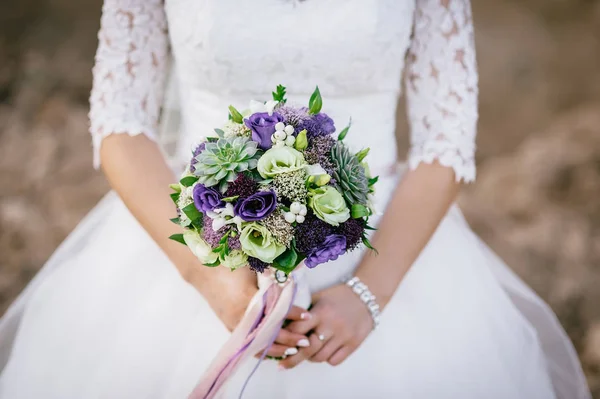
284,125,295,135
285,135,296,147
290,202,302,214
295,215,305,224
275,122,285,131
275,131,287,141
273,141,285,148
271,134,277,143
284,212,296,223
298,205,307,216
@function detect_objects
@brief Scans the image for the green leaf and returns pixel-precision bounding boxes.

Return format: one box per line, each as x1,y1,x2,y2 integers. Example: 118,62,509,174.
180,175,199,187
368,176,379,186
362,236,378,254
214,128,225,138
308,86,322,115
351,203,370,219
169,217,180,225
182,203,202,223
170,192,180,204
169,233,186,245
228,105,244,124
364,224,377,231
272,245,300,274
221,195,239,202
169,183,181,192
219,231,231,245
272,84,287,104
203,259,221,267
337,118,352,140
355,148,370,163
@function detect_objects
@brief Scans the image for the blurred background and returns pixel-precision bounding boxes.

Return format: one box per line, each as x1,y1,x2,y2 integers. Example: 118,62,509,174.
0,0,599,395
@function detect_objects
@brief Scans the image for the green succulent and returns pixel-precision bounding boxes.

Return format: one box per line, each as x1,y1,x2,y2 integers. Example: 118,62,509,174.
194,137,260,192
330,142,369,206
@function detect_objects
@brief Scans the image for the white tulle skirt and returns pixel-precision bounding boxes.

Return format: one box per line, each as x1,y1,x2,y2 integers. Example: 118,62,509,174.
0,169,590,399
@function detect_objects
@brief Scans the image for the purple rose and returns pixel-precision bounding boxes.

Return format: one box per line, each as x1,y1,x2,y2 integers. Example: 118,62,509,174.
305,234,347,268
244,112,284,150
234,190,277,221
193,184,224,212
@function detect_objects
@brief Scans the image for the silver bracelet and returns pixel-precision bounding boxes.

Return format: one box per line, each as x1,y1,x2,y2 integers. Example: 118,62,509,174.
342,276,381,330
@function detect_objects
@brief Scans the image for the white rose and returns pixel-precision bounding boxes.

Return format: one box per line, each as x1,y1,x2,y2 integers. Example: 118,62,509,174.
221,250,248,271
183,230,218,265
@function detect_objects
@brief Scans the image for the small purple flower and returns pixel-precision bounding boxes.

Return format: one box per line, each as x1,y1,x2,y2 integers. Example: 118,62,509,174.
244,112,284,150
305,234,347,268
298,113,336,138
234,190,277,221
190,142,206,173
193,184,224,212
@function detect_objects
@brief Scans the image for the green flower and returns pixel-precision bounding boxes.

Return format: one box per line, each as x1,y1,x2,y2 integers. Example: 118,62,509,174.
307,186,350,226
240,222,286,263
257,146,306,179
183,230,218,265
194,137,260,192
221,250,248,270
294,129,308,151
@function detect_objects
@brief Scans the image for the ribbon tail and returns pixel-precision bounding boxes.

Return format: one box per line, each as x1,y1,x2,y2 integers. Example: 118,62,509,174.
188,276,297,399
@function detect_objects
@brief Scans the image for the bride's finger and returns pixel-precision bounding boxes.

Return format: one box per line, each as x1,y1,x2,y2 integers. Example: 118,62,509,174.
310,338,343,363
258,343,288,359
274,329,310,348
285,312,320,335
285,306,311,322
327,345,353,366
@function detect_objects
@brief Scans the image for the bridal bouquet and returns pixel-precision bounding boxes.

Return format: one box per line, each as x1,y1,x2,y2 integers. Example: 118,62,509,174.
169,85,378,278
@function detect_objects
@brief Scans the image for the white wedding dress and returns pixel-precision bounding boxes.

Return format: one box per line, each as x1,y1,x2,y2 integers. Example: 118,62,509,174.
0,0,591,398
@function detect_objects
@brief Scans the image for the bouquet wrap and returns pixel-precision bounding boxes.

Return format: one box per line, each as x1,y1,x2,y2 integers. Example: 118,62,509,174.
189,266,310,399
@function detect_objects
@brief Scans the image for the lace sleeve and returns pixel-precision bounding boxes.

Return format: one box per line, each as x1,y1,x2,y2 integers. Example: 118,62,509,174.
404,0,478,182
89,0,169,168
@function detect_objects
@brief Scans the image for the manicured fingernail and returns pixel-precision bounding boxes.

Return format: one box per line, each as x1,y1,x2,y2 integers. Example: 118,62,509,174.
300,312,311,320
278,364,286,371
284,347,298,356
297,339,310,347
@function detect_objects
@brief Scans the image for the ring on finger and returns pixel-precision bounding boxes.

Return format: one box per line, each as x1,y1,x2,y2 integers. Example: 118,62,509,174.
315,332,330,342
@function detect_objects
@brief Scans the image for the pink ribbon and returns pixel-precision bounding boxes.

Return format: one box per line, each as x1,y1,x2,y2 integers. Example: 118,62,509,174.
188,271,299,399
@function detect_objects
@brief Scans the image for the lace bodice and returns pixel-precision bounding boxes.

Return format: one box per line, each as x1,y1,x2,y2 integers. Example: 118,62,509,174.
89,0,478,182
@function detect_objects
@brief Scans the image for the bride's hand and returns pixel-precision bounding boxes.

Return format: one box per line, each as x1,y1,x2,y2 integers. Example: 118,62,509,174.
189,266,259,331
278,284,373,369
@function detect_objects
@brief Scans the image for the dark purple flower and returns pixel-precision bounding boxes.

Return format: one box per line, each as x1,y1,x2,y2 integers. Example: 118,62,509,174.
298,113,336,138
224,173,259,199
190,142,206,173
305,234,347,268
193,184,224,212
335,218,364,251
248,257,269,273
244,112,284,150
234,190,277,221
295,213,334,254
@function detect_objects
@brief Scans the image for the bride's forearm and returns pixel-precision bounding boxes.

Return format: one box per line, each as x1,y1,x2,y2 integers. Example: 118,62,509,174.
354,162,461,308
99,135,256,322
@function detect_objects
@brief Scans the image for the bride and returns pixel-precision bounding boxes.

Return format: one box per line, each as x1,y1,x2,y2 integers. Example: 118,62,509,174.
0,0,591,398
